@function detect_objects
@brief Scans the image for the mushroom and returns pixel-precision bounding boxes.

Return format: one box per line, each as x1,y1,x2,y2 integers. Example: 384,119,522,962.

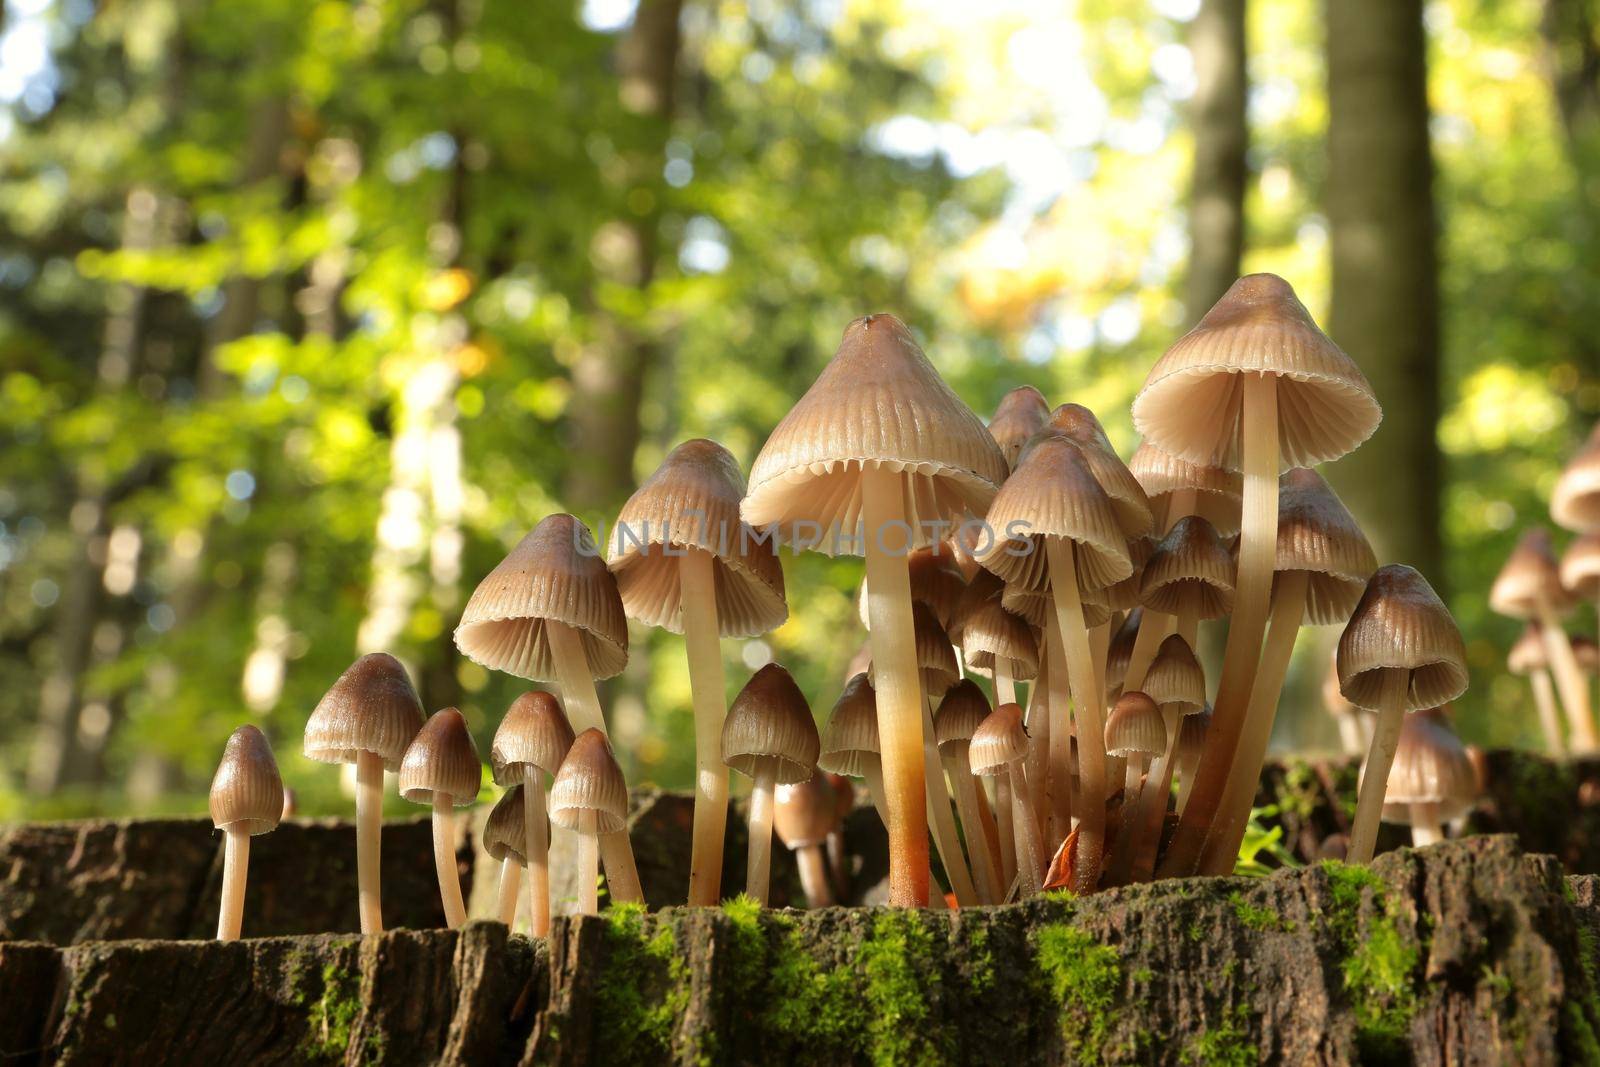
550,729,629,916
303,652,425,934
987,385,1051,471
970,702,1046,897
1174,705,1212,817
775,771,841,908
1126,515,1236,695
1128,441,1243,537
818,673,889,829
1551,423,1600,532
398,708,483,928
454,514,644,902
1561,531,1600,638
960,584,1039,708
933,680,1005,904
856,546,967,635
608,439,788,907
483,786,530,927
1135,275,1380,879
1489,528,1596,751
209,725,284,941
1508,624,1564,755
1103,692,1165,875
491,691,575,937
1323,647,1372,755
1119,634,1205,884
1338,565,1469,863
740,314,1007,907
1103,609,1141,702
721,664,820,905
1369,706,1476,846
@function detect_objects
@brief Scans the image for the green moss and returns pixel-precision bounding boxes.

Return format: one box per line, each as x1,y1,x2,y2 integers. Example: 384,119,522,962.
593,904,691,1064
1180,1001,1258,1067
1033,923,1124,1065
1317,861,1421,1062
963,921,996,995
859,910,952,1066
302,962,363,1063
1563,1001,1600,1065
1227,891,1291,931
1278,760,1320,822
1039,888,1077,904
761,922,867,1057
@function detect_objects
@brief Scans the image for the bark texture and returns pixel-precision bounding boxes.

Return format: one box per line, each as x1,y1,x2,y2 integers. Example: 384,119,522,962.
1186,0,1249,327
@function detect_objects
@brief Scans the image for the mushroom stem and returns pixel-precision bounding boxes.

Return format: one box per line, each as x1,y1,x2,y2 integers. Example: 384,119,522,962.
1127,708,1183,883
1347,667,1410,864
1530,671,1565,756
994,656,1016,707
921,699,979,906
1410,802,1444,846
796,845,835,908
746,760,777,905
862,756,892,831
679,547,730,907
1044,538,1109,894
1120,756,1145,835
1024,658,1052,835
355,749,385,935
1536,601,1598,752
994,773,1018,889
1198,570,1309,875
432,793,467,929
495,856,521,927
546,620,645,903
1007,764,1047,897
525,775,551,937
1176,744,1200,816
1158,372,1279,877
860,464,931,907
577,813,599,916
216,829,249,942
826,831,850,901
1043,609,1074,849
944,749,1003,904
1122,612,1176,696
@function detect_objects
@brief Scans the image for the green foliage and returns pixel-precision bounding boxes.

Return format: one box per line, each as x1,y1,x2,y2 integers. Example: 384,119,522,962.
1227,891,1293,932
1316,861,1423,1061
1033,923,1125,1065
1180,1001,1259,1067
1235,806,1302,878
857,911,952,1067
595,904,692,1064
302,962,366,1063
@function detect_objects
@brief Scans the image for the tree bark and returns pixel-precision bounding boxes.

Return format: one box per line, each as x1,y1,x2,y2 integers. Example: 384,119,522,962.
1540,0,1600,385
1325,0,1443,581
1186,0,1249,327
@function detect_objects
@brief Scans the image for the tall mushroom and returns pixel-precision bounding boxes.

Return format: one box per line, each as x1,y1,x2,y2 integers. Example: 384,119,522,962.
960,587,1039,708
934,679,1004,904
1370,706,1477,847
970,702,1046,898
303,652,425,934
209,725,284,941
550,729,629,916
1551,423,1600,532
721,663,820,905
491,691,575,937
483,786,529,927
740,314,1007,907
1509,625,1566,756
1103,692,1165,879
608,439,788,907
1137,275,1380,878
1122,635,1206,883
775,771,841,908
453,514,644,902
1338,565,1469,864
398,708,482,929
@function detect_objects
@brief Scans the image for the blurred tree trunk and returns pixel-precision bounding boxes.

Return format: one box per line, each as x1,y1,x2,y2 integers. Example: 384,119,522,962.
563,0,683,519
1541,0,1600,385
1186,0,1249,326
1325,0,1444,582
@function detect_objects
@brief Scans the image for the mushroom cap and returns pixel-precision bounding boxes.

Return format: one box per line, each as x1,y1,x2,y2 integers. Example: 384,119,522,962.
988,386,1052,470
867,601,959,698
1129,442,1243,536
209,725,284,836
774,772,840,849
608,439,788,638
1141,515,1236,620
482,785,529,863
1104,535,1156,613
398,708,483,806
1376,707,1477,809
1270,468,1377,624
549,728,629,834
1561,531,1600,601
1027,404,1153,539
818,673,880,776
1551,425,1600,532
1000,579,1112,629
961,595,1041,679
455,515,630,681
491,690,576,786
1132,273,1381,471
1143,633,1207,715
976,436,1132,594
1103,608,1142,697
1104,691,1166,757
827,772,856,821
933,679,993,751
1506,623,1549,675
1322,648,1363,718
969,701,1030,775
1490,528,1575,620
857,545,967,635
1337,565,1469,711
721,663,820,784
1176,705,1211,764
741,314,1008,554
303,652,427,771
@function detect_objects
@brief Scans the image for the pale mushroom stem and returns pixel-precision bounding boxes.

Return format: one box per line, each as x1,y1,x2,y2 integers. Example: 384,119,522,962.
1024,660,1052,835
1127,708,1183,883
432,793,467,929
355,749,385,935
546,620,645,903
921,698,980,906
525,776,551,937
826,832,850,901
1535,603,1599,752
1530,671,1565,756
796,846,835,908
1090,621,1111,718
679,548,730,907
1158,372,1280,878
860,465,931,907
969,757,1005,889
1007,764,1047,896
495,856,521,927
945,750,1003,904
577,812,599,916
1121,756,1145,832
994,656,1016,706
1347,667,1410,864
994,774,1018,889
1176,747,1200,816
862,757,892,830
1197,570,1309,875
1044,538,1109,894
746,761,777,905
1410,802,1444,846
216,829,249,942
1043,610,1074,848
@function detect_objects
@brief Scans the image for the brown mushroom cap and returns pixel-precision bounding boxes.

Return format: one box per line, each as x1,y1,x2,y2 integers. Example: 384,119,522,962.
1561,531,1600,601
608,439,788,638
1140,515,1236,620
868,601,959,698
1104,692,1166,758
398,708,483,806
721,663,820,784
455,514,630,681
1490,528,1576,619
775,772,841,849
491,691,576,786
1506,623,1549,676
933,679,993,752
741,314,1008,554
1176,704,1212,765
1337,565,1469,711
961,595,1041,679
1552,424,1600,532
1027,403,1153,539
1129,442,1243,536
482,785,529,863
1001,579,1112,629
969,701,1030,775
549,728,629,834
1272,468,1377,624
1104,535,1156,613
210,725,285,836
818,673,880,776
1132,273,1381,471
1143,634,1207,715
857,545,967,634
304,652,427,771
1379,707,1477,810
988,385,1052,470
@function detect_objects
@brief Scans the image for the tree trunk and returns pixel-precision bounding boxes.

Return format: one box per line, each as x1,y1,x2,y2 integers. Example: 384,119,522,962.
1541,0,1600,385
1325,0,1443,582
1186,0,1249,327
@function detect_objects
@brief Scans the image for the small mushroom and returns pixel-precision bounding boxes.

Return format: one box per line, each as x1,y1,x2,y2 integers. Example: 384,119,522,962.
1119,635,1204,884
550,729,630,915
1490,529,1595,751
1103,692,1165,880
491,691,575,937
987,385,1051,471
1551,424,1600,532
818,673,888,829
970,702,1045,898
933,680,1005,904
1369,707,1476,846
398,708,483,928
209,725,284,941
775,771,841,908
1508,624,1564,755
483,786,529,927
